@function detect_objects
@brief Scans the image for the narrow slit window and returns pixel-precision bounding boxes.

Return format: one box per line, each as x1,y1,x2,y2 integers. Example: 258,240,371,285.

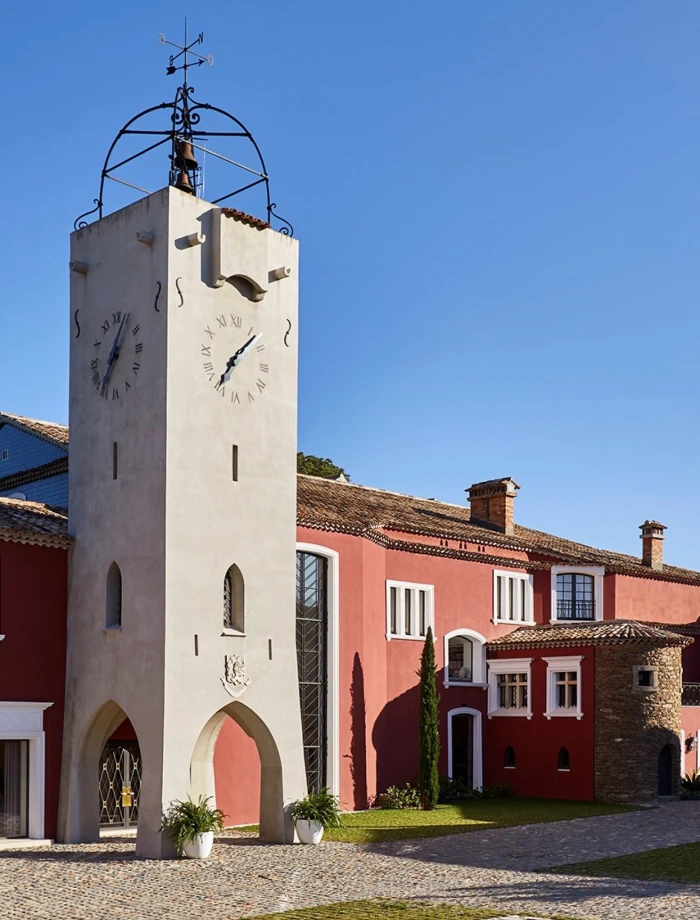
557,747,570,771
112,442,118,480
504,746,516,769
232,444,238,482
106,562,122,629
223,564,245,633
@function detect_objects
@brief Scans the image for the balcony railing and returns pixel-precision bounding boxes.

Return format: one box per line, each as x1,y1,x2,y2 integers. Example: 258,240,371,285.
556,599,595,620
682,683,700,707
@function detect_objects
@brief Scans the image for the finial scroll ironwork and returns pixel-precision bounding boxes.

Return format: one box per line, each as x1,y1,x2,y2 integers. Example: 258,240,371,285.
73,24,292,236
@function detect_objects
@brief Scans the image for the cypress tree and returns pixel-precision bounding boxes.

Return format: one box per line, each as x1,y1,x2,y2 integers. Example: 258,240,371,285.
418,625,440,809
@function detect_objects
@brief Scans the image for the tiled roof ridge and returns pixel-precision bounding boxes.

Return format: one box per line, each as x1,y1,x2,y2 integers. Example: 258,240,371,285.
0,456,69,493
296,473,469,510
221,208,270,231
487,619,693,650
0,412,69,448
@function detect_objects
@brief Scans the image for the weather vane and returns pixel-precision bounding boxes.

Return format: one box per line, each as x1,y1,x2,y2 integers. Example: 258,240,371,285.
73,23,293,236
158,20,213,83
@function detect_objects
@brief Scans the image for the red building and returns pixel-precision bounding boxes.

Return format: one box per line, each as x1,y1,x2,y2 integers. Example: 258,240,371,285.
2,412,700,839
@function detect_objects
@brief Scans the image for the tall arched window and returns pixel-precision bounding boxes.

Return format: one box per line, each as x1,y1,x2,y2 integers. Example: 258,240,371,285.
557,747,570,771
223,565,245,633
556,573,595,620
504,746,516,769
106,562,122,629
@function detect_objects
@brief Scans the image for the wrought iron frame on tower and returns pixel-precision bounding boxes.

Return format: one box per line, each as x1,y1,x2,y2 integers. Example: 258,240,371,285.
74,24,292,236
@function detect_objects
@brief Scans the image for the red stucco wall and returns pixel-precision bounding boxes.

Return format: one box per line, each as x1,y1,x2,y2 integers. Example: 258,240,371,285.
485,647,595,800
0,540,68,838
613,574,700,625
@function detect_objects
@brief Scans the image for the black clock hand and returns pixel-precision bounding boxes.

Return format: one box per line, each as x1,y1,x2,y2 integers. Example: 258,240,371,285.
101,313,130,391
216,334,260,388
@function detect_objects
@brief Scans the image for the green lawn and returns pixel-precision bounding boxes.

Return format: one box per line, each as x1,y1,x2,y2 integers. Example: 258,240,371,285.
548,841,700,885
237,798,637,844
243,899,580,920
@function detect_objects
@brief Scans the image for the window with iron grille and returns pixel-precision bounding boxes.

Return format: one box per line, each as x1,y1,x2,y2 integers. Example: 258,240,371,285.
386,581,433,639
223,564,245,633
487,657,532,718
296,552,328,795
544,655,584,718
556,573,595,620
497,673,528,710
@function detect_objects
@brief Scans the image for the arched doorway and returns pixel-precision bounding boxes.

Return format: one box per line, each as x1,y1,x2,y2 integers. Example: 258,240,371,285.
191,700,288,841
60,700,141,844
447,707,483,789
658,743,674,796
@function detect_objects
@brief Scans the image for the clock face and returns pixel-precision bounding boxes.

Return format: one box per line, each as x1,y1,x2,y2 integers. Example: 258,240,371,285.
200,310,269,406
89,311,143,401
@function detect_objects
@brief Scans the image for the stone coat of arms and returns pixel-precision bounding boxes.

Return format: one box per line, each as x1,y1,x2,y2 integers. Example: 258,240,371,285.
221,654,250,697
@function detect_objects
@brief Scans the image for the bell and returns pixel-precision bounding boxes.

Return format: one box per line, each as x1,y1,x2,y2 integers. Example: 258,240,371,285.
174,170,194,195
175,140,198,171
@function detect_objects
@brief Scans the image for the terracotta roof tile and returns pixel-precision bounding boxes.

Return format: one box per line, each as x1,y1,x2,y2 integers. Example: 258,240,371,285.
0,412,69,448
0,457,68,493
486,620,693,650
0,497,70,549
296,475,700,586
221,208,270,231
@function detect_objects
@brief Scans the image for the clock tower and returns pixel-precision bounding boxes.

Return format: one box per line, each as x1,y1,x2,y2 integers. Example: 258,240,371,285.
58,37,307,858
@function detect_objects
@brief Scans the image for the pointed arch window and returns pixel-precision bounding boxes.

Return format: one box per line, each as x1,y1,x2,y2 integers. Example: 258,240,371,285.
504,746,516,769
557,747,570,771
223,565,245,634
106,562,122,630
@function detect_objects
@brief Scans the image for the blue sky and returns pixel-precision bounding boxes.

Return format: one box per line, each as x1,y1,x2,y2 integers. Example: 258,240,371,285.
2,1,700,567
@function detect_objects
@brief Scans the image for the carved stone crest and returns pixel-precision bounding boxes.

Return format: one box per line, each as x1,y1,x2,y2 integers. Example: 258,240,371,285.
221,654,250,697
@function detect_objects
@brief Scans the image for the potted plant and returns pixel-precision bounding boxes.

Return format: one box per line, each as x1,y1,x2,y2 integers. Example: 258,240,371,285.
160,795,226,859
290,789,342,844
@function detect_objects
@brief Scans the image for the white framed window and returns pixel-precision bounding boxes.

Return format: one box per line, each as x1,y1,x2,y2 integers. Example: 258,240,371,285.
633,665,659,692
493,570,533,624
550,566,604,623
386,581,433,640
444,629,487,686
487,658,533,718
544,655,584,719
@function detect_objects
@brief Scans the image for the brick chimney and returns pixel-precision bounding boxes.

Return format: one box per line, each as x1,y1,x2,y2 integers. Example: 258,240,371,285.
466,478,520,535
640,520,666,570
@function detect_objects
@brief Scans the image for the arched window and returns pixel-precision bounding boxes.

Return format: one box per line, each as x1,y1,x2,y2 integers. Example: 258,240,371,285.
504,745,516,769
106,562,122,629
223,565,245,633
556,573,595,620
444,629,486,685
557,747,570,771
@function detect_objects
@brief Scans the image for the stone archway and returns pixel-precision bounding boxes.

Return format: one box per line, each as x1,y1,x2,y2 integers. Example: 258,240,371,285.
191,700,289,842
58,699,140,844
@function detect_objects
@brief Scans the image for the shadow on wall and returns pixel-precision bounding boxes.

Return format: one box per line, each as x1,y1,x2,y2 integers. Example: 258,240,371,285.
348,653,368,809
372,680,421,796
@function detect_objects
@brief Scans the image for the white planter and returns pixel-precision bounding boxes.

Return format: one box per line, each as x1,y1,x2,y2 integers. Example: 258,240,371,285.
295,818,324,845
182,831,214,859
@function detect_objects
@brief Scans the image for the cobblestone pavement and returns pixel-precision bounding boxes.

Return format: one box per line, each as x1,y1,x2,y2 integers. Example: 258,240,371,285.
4,802,700,920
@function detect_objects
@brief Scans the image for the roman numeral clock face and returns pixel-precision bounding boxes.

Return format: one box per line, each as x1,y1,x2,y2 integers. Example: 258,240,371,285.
201,312,268,405
89,311,143,400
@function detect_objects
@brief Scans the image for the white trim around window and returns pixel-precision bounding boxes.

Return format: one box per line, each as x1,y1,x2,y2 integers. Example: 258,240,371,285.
0,701,53,840
443,629,487,687
386,581,434,640
447,707,483,789
487,658,533,718
296,543,340,798
543,655,584,719
550,566,604,624
493,570,534,624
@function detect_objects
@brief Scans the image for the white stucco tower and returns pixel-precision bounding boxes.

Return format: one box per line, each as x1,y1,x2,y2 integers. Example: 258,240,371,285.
59,187,307,856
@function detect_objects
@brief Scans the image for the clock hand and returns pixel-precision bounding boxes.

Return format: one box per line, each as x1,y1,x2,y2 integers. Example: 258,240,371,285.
101,313,130,392
215,333,261,389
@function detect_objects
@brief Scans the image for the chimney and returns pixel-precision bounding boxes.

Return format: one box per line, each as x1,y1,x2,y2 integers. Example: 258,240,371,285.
466,478,520,535
640,520,666,570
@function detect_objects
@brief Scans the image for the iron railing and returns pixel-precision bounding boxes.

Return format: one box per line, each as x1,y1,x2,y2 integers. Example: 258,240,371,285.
682,683,700,707
556,599,595,620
